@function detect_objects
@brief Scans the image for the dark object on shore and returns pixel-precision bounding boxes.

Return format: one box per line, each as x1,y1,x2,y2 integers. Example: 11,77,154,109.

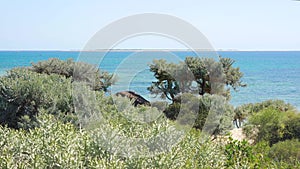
115,91,151,107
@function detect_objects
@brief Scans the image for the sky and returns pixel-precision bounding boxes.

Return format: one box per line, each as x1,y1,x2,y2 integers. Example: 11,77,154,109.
0,0,300,51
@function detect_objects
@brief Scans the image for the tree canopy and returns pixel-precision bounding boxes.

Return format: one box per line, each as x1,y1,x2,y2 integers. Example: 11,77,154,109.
148,56,245,102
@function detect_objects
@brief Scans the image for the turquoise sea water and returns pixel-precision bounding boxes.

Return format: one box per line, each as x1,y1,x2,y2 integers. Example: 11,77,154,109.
1,51,300,109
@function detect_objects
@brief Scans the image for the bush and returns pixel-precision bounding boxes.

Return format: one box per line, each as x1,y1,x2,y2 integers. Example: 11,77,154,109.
163,93,234,135
282,112,300,140
234,100,295,128
268,139,300,164
150,101,168,112
247,108,284,145
224,137,257,168
0,69,74,128
31,58,115,92
244,107,300,145
0,106,299,168
0,113,95,168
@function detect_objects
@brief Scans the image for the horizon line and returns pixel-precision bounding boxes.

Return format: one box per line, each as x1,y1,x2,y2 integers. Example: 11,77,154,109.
1,49,300,52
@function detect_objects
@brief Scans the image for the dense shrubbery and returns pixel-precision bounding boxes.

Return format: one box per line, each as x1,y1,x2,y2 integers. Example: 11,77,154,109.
1,112,299,168
243,106,300,145
163,93,234,135
268,139,300,164
1,112,298,168
1,58,300,168
239,101,300,167
224,137,258,168
234,100,295,128
0,58,116,129
0,69,75,129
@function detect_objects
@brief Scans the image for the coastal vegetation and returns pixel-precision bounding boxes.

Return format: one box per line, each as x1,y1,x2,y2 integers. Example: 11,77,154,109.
0,58,299,168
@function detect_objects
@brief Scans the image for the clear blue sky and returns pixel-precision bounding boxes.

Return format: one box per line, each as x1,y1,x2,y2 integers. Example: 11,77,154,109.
0,0,300,50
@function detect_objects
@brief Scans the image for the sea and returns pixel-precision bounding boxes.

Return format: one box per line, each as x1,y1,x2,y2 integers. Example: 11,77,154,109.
1,51,300,109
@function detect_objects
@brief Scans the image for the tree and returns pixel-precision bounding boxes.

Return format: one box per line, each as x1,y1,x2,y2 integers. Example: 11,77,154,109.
148,56,245,103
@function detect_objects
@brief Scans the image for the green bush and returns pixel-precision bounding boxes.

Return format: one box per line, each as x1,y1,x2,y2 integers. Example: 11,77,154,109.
0,113,227,169
0,69,74,128
224,137,256,168
234,100,295,128
0,107,299,168
31,58,115,92
247,107,284,145
0,112,97,168
238,100,295,114
244,107,300,145
268,139,300,164
282,112,300,140
163,93,234,135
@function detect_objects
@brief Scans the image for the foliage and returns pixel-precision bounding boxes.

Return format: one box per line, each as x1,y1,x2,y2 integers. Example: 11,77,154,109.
31,58,115,92
1,112,298,168
234,99,295,128
222,137,300,168
0,69,75,129
224,137,257,168
268,139,300,164
0,59,115,129
148,56,245,103
0,96,299,168
163,93,234,135
150,101,168,111
219,56,245,90
0,58,299,168
0,113,92,168
244,107,300,145
282,111,300,140
0,110,227,168
246,108,284,145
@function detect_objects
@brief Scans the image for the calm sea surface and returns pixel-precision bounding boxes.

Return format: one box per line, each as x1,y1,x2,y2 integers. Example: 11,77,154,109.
1,51,300,109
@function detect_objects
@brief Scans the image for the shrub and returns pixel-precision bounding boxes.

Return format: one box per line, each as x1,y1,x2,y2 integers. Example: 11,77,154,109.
0,69,74,128
244,107,300,145
282,112,300,140
0,108,299,168
150,101,168,112
268,139,300,164
234,100,295,128
224,137,256,168
0,109,227,168
247,108,284,145
31,58,115,92
0,112,96,168
163,93,234,135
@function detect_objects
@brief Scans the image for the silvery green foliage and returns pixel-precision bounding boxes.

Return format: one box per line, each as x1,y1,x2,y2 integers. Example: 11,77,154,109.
148,56,245,103
0,69,74,128
164,93,234,135
31,58,115,92
0,105,299,168
0,112,227,168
